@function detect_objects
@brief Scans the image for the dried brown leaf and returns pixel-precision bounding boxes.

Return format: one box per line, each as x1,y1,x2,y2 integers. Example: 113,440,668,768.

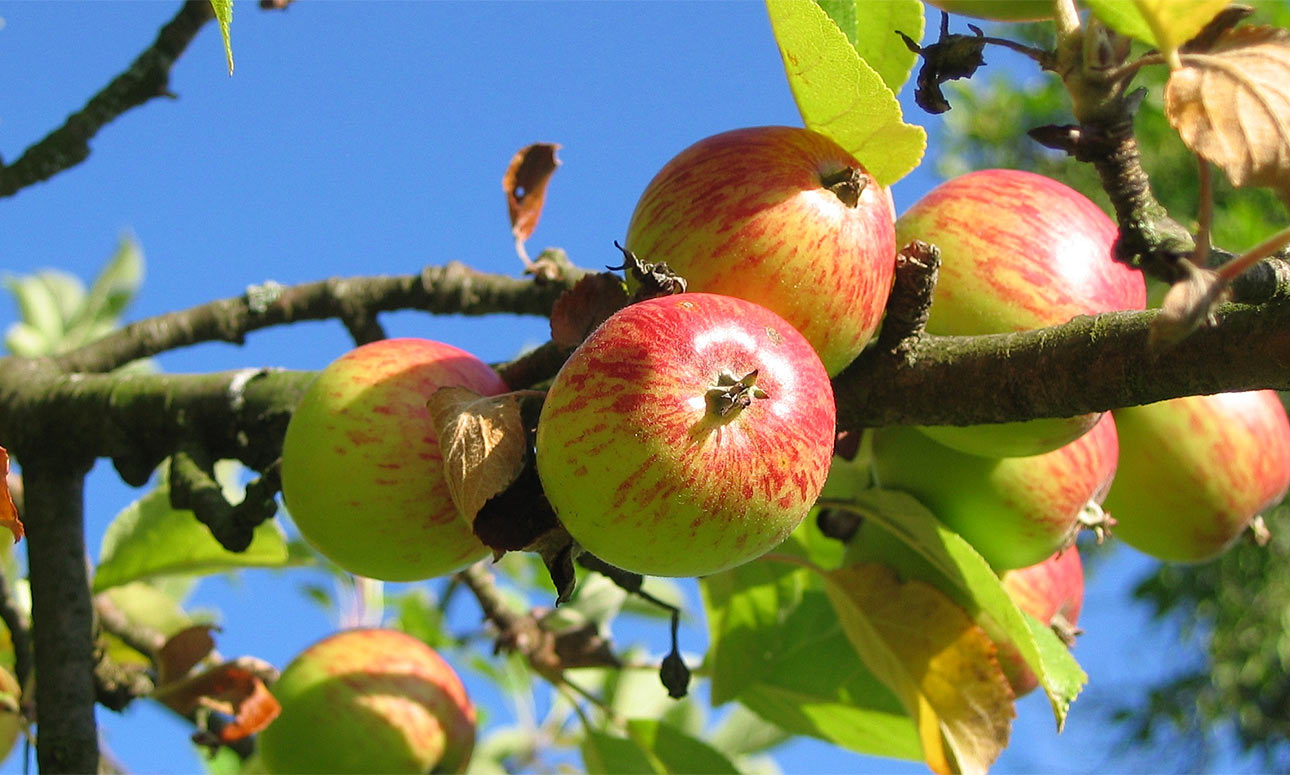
153,657,281,741
428,387,528,523
1167,26,1290,201
549,272,629,349
503,143,561,258
157,624,218,685
0,449,24,543
1150,259,1231,348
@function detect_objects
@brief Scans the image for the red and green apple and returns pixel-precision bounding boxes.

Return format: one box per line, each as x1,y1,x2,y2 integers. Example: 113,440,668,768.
536,293,836,577
281,338,506,581
624,125,897,376
257,628,476,774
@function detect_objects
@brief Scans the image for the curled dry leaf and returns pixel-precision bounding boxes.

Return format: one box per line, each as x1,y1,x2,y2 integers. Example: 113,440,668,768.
157,624,219,685
0,448,23,543
427,386,528,524
503,143,562,263
549,272,630,349
1149,259,1231,348
152,657,281,743
1166,26,1290,203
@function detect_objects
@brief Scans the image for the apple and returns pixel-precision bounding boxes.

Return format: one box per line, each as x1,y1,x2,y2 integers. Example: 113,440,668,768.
894,168,1145,457
536,293,836,577
281,338,506,581
623,126,897,376
1103,390,1290,563
998,548,1083,696
0,666,22,763
925,0,1054,21
257,628,475,774
871,413,1118,570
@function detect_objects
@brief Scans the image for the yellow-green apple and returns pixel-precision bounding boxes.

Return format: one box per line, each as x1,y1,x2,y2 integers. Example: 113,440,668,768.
872,413,1118,570
895,168,1145,457
257,628,475,774
0,666,21,763
998,548,1083,696
925,0,1054,21
1104,390,1290,562
623,126,897,376
536,293,836,577
281,338,505,581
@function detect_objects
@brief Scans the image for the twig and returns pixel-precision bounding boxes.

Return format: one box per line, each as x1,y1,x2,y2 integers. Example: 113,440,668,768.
0,1,214,199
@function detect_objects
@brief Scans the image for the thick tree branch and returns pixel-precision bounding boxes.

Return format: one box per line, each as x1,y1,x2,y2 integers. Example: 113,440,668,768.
0,1,214,199
55,262,584,374
23,460,98,774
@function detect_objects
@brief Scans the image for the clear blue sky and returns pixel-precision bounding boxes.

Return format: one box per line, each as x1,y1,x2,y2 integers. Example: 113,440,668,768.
0,2,1257,773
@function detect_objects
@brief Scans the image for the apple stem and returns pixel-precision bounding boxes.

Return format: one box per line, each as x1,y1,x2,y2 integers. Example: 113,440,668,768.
819,167,866,208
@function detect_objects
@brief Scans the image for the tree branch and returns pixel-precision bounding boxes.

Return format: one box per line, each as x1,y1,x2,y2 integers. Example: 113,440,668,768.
0,1,214,199
54,262,585,374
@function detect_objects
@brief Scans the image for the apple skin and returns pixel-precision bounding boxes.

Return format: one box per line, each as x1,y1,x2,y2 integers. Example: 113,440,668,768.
997,548,1083,697
0,666,22,763
624,126,897,376
536,293,836,577
281,338,506,581
925,0,1054,21
258,628,475,774
872,413,1118,570
1103,390,1290,563
895,169,1145,457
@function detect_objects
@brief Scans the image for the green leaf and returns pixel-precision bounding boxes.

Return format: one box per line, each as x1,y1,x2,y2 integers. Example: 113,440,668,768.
579,720,740,775
1085,0,1157,45
210,0,234,75
765,0,926,185
582,729,660,774
843,488,1086,727
700,525,922,762
1133,0,1229,65
815,0,924,93
4,274,64,345
93,462,291,593
708,703,793,758
71,235,144,338
4,322,50,357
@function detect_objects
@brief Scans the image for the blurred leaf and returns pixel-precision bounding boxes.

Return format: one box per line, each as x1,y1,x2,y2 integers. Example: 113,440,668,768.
844,489,1086,726
1085,0,1157,45
581,720,739,775
0,449,22,543
93,462,291,592
1166,26,1290,203
709,703,793,757
821,563,1014,775
1133,0,1230,62
765,0,926,184
700,524,922,761
33,269,86,325
210,0,234,74
4,322,49,356
815,0,924,92
388,587,450,650
71,235,144,340
157,624,218,684
4,274,63,345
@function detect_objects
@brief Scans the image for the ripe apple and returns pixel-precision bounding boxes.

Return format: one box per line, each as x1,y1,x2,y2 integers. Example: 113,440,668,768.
1103,390,1290,563
894,168,1145,457
281,338,506,581
871,413,1118,570
925,0,1054,21
536,293,836,577
997,548,1083,696
623,126,897,376
257,628,475,774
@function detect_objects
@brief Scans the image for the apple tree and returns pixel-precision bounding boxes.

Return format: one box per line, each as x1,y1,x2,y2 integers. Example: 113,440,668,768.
1,1,1290,773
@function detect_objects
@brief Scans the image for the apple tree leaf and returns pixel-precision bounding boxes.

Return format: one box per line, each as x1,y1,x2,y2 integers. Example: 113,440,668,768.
157,624,218,685
151,657,280,743
765,0,926,185
209,0,234,75
842,488,1086,727
549,272,629,349
0,449,23,543
1166,26,1290,204
93,462,291,593
427,386,528,524
814,0,924,93
820,562,1014,775
503,143,561,262
699,523,923,762
1132,0,1229,65
1084,0,1159,47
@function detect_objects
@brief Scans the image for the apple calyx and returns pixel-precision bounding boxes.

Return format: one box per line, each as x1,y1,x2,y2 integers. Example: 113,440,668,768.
704,369,768,418
819,166,867,208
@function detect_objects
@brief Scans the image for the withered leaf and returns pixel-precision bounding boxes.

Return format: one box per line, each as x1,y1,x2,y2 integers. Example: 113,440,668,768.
1166,26,1290,203
153,657,281,742
428,386,528,523
0,448,24,543
158,624,218,685
503,143,561,260
549,272,629,349
1149,259,1230,348
472,455,559,555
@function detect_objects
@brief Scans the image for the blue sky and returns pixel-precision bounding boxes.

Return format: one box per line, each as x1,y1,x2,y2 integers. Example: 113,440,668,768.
0,2,1258,773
